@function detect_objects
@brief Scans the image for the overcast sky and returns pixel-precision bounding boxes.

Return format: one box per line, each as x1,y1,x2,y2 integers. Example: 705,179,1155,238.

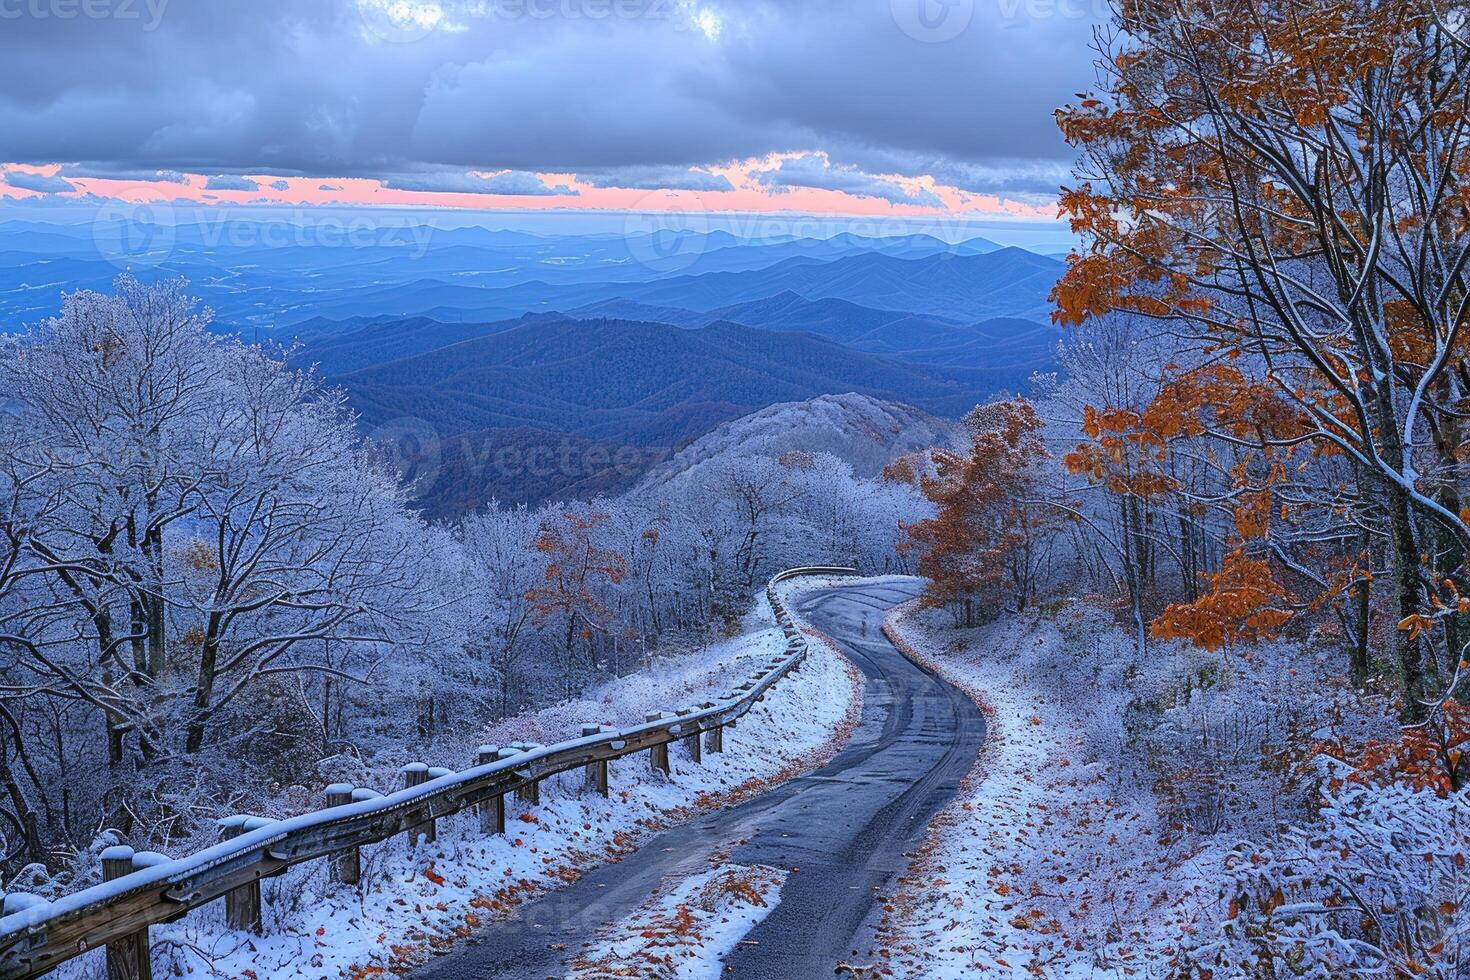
0,0,1101,221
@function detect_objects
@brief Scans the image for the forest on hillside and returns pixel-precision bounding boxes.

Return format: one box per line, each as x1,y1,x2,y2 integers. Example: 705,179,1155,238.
0,276,925,890
883,2,1470,974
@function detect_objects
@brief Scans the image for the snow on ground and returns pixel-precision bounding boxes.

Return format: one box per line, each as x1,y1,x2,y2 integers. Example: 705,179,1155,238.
471,601,789,751
872,595,1231,979
569,862,787,978
772,572,915,611
50,601,863,980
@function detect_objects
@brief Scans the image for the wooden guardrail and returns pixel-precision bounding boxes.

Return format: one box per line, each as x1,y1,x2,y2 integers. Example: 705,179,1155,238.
0,566,856,979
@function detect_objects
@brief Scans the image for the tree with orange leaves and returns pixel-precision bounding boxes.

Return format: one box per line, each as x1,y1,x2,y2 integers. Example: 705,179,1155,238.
1152,549,1296,650
905,398,1067,626
1322,697,1470,794
1053,0,1470,717
526,508,627,697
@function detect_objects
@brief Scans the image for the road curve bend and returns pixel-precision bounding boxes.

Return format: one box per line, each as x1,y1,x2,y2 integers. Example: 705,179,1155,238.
416,577,987,979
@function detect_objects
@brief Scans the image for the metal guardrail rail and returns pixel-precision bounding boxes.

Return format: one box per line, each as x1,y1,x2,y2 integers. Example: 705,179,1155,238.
0,566,856,979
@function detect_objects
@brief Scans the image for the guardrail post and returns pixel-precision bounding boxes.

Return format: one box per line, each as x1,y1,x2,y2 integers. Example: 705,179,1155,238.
497,746,527,810
675,709,702,764
509,743,542,804
0,570,864,980
581,725,610,796
646,712,670,775
323,785,360,886
700,703,724,754
214,818,264,933
477,745,506,833
401,763,436,844
100,845,153,980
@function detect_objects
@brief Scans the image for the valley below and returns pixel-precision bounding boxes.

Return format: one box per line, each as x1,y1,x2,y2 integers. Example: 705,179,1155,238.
0,220,1062,515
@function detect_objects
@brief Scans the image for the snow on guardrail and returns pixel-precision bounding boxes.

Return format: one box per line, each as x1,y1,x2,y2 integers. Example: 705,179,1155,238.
0,566,856,980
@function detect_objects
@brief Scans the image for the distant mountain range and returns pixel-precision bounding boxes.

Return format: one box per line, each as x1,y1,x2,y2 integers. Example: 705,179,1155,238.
0,219,1018,326
268,240,1065,514
620,247,1060,322
291,246,1063,324
292,295,1059,378
565,291,1058,368
304,314,1017,516
1,219,1069,516
289,314,542,375
336,316,987,442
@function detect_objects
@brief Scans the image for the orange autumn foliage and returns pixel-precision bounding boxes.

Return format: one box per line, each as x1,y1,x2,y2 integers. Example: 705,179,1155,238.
1049,0,1470,599
1151,550,1294,650
1051,1,1453,336
906,399,1067,621
1064,364,1312,511
1317,700,1470,795
526,511,627,649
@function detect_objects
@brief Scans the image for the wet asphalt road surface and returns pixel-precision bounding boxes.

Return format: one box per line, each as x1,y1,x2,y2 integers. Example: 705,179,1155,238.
416,578,987,979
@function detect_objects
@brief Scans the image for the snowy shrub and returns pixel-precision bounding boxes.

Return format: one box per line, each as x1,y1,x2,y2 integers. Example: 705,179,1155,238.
1124,641,1396,839
1188,760,1470,979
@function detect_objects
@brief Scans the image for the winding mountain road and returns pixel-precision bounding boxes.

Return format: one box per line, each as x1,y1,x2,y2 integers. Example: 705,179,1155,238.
416,578,987,979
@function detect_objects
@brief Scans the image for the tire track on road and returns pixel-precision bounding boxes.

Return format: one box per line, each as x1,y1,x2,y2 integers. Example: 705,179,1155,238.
416,579,986,979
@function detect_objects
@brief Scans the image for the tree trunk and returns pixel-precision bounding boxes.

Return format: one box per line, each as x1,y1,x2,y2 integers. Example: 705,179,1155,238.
1352,565,1372,685
186,611,225,754
1386,477,1431,720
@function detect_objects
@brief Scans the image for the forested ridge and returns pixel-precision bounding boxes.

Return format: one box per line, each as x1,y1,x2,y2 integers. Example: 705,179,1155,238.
0,278,922,898
876,2,1470,974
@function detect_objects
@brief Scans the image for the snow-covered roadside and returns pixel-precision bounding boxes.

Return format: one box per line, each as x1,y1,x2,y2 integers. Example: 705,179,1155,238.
51,605,862,980
772,572,915,611
872,598,1230,979
570,863,787,978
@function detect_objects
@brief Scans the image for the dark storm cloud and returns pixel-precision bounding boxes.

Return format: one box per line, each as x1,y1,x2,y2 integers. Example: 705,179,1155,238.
56,164,188,183
2,170,76,193
382,170,579,195
204,174,259,191
0,0,1097,195
576,167,734,192
752,156,942,207
833,148,1075,198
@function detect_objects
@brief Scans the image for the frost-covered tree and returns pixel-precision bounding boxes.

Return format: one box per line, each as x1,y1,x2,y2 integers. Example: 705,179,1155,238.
0,277,454,860
460,504,541,713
